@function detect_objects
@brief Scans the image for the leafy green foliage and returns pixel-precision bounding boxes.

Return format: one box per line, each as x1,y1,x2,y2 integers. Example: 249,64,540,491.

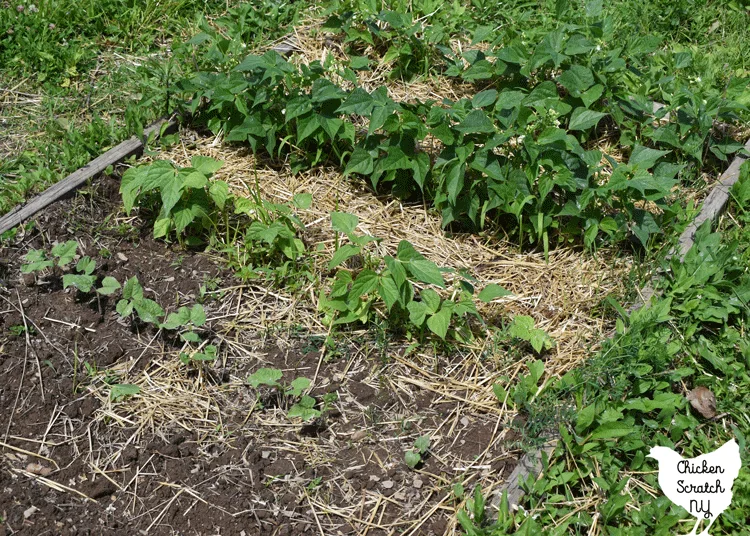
469,183,750,535
109,383,141,402
22,240,79,274
120,156,312,288
116,276,165,324
320,221,481,341
179,344,217,364
161,304,207,330
97,277,122,296
51,240,79,266
63,256,97,292
120,156,229,242
21,249,54,274
477,284,512,303
658,221,750,333
322,4,463,82
287,395,320,421
247,367,333,422
162,303,207,344
507,316,555,354
248,367,284,388
228,192,310,287
180,13,746,253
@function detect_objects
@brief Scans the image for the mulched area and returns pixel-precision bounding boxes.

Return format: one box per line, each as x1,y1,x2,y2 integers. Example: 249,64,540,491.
0,174,520,535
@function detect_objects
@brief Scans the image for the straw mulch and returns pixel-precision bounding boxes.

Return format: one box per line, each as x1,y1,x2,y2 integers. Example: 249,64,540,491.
83,131,633,532
83,20,636,532
155,135,632,379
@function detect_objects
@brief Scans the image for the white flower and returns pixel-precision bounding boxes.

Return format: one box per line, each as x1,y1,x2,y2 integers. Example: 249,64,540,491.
596,45,601,51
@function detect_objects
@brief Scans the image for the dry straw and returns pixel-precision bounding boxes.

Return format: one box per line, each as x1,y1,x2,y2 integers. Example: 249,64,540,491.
89,18,638,532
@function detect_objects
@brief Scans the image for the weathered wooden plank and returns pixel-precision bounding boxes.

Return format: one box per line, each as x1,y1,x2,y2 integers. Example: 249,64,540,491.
0,37,299,236
676,138,750,256
492,438,557,510
628,137,750,313
0,118,177,235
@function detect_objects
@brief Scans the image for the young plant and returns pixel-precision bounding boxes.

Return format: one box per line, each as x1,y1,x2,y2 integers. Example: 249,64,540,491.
507,315,555,354
247,367,331,421
21,240,79,274
97,277,122,296
405,434,431,469
120,155,229,243
229,191,309,285
161,303,207,342
62,256,97,292
109,383,141,402
179,343,217,365
321,216,490,341
116,276,165,325
492,359,546,409
21,249,54,274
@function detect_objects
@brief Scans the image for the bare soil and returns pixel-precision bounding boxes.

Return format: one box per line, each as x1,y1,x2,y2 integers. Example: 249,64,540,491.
0,175,520,535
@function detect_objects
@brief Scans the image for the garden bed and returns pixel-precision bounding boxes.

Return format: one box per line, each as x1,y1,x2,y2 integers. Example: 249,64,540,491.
0,124,632,534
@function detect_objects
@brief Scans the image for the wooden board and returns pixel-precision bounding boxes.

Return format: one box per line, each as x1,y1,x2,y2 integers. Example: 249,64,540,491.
0,118,177,235
629,137,750,312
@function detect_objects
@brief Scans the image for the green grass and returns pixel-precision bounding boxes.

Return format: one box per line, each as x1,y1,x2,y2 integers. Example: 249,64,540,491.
0,0,304,216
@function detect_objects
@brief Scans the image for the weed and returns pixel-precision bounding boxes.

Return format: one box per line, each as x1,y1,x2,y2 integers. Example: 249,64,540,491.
467,165,750,534
8,324,31,337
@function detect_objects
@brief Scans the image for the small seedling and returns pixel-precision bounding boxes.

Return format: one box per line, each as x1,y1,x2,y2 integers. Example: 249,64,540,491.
179,344,217,364
247,368,335,421
306,477,323,491
287,394,319,420
8,325,28,337
110,383,141,402
405,434,431,468
21,249,54,274
62,256,97,292
21,240,79,274
507,315,554,354
50,240,79,267
116,276,165,324
161,303,207,342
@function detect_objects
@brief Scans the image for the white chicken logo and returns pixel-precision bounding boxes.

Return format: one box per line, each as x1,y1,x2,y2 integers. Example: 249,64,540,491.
647,438,742,536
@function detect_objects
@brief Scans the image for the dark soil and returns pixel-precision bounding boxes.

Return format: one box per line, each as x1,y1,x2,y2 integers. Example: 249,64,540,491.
0,174,518,535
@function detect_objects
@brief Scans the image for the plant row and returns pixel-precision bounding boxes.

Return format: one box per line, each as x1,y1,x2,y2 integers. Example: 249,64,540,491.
177,16,747,252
